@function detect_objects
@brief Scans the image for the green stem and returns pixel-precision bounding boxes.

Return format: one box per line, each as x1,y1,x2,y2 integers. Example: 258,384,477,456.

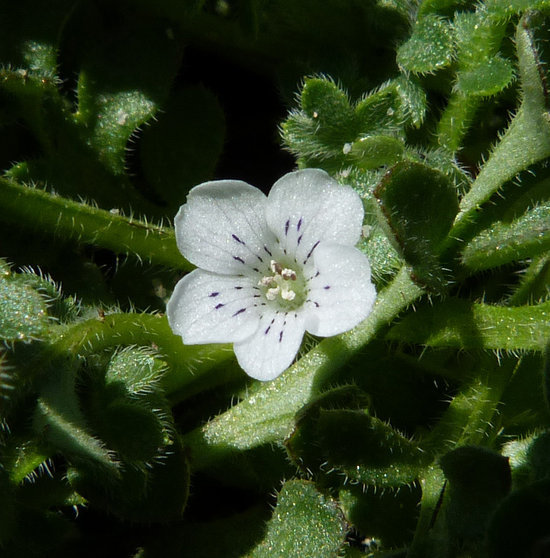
436,93,480,153
183,267,424,470
0,178,192,270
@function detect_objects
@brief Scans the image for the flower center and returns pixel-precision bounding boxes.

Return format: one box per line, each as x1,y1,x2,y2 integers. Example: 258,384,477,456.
258,260,306,309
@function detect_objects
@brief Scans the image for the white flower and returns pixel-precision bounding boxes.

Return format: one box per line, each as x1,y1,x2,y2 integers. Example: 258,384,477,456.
167,169,376,381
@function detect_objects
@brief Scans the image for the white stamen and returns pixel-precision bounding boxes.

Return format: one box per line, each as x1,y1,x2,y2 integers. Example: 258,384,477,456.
259,276,274,287
281,287,296,301
266,286,280,300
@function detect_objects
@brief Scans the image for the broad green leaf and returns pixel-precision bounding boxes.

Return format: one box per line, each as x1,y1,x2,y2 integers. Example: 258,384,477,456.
508,253,550,305
387,299,550,351
461,202,550,271
354,87,402,136
249,480,347,558
396,15,455,74
374,161,458,290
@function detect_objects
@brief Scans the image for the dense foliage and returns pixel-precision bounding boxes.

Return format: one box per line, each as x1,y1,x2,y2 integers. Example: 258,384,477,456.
1,0,549,556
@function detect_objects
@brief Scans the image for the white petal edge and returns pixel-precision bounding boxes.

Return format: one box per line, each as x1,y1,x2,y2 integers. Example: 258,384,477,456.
265,169,364,265
167,269,261,344
175,180,274,275
304,242,376,337
234,311,306,381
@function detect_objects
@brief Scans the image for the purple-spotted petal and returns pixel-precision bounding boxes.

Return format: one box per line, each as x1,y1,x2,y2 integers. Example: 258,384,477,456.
265,169,364,265
304,242,376,337
175,180,275,275
167,269,261,344
233,311,306,381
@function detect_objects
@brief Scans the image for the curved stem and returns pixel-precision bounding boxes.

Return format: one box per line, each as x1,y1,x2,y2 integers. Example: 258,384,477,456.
0,178,192,271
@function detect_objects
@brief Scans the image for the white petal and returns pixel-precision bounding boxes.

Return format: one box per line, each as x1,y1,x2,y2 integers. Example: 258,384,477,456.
175,180,275,275
304,242,376,337
167,270,261,344
234,311,306,381
265,169,364,266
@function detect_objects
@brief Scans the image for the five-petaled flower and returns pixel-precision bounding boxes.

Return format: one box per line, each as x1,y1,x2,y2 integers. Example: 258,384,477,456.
167,169,376,381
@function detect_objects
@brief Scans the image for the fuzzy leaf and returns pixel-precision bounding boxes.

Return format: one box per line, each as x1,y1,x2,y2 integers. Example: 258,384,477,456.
374,161,458,291
461,202,550,271
0,266,50,342
387,299,550,351
397,15,455,74
456,56,514,97
440,446,511,543
249,480,347,558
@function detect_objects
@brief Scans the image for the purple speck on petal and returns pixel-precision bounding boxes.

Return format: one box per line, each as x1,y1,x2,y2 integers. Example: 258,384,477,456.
209,292,220,297
235,286,243,290
324,285,331,290
297,234,303,245
278,330,284,343
285,219,290,236
233,256,245,264
215,303,225,309
297,217,303,231
232,308,246,317
232,234,245,245
253,267,259,272
256,255,264,262
265,326,271,334
264,245,272,256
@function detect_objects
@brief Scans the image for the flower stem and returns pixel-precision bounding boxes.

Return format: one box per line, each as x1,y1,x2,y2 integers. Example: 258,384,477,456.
183,266,424,470
0,178,192,270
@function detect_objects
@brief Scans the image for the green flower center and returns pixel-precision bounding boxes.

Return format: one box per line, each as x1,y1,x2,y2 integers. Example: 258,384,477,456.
258,260,307,310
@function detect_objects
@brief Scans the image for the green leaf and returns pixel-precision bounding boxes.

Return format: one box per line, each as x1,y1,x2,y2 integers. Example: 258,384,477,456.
249,480,347,558
440,446,511,543
301,77,353,128
397,15,455,74
32,363,119,473
140,86,225,210
461,202,550,271
354,87,403,136
387,299,550,351
67,440,190,522
374,161,458,290
456,56,515,97
0,265,50,342
486,0,550,19
451,12,550,238
347,136,404,170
